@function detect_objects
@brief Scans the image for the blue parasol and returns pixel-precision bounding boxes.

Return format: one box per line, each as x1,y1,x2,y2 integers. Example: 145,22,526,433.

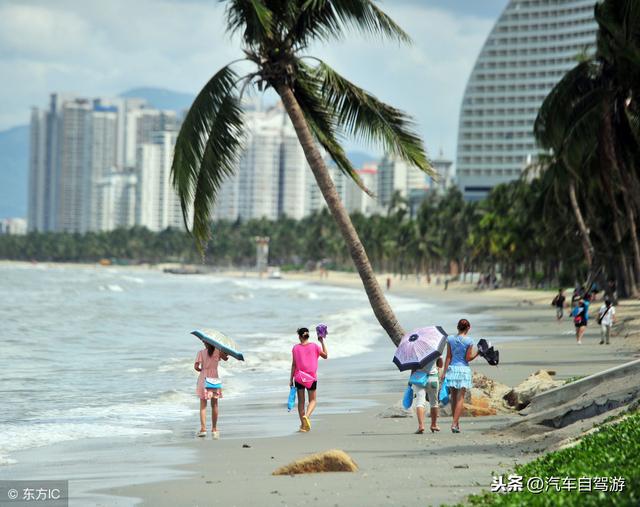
192,328,245,361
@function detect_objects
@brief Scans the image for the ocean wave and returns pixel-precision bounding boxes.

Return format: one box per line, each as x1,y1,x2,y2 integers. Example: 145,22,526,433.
0,423,171,465
98,284,125,292
231,291,254,301
121,275,145,284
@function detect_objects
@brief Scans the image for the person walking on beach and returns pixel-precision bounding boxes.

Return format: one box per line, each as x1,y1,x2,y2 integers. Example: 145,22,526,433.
194,342,229,438
571,286,582,310
598,298,616,345
552,288,566,321
290,327,328,432
572,297,589,344
441,319,478,433
411,357,443,434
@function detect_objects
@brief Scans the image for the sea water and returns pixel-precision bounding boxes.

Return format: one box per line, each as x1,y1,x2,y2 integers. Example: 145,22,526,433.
0,263,447,466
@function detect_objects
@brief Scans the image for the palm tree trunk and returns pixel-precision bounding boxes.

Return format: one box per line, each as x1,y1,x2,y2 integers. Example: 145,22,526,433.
277,85,405,345
601,105,637,296
622,190,640,286
568,180,594,268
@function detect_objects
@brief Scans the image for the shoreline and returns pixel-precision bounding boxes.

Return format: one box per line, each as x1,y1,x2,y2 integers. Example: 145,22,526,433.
102,269,638,506
3,261,639,506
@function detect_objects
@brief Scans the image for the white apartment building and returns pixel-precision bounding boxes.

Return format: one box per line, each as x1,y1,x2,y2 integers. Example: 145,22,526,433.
28,108,48,232
0,218,28,235
56,98,92,233
85,104,118,232
215,103,310,221
344,164,380,216
95,169,137,231
456,0,597,201
136,131,189,231
305,163,347,216
377,154,429,211
29,93,181,233
431,151,455,194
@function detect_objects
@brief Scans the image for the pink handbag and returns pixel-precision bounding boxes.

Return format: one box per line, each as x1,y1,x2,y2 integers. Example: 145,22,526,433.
293,370,316,388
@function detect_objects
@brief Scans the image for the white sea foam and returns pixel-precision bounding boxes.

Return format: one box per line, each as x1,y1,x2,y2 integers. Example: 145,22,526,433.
106,284,124,292
121,275,145,284
231,291,254,301
0,423,171,464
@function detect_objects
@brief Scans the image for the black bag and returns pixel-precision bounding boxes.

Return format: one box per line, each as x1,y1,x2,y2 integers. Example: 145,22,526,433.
477,338,500,366
597,305,612,325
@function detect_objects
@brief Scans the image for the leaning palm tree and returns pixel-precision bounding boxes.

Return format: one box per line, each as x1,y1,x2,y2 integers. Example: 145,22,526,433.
172,1,431,345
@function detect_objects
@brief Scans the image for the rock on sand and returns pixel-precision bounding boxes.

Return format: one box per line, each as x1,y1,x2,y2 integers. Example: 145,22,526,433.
272,450,358,475
503,369,563,410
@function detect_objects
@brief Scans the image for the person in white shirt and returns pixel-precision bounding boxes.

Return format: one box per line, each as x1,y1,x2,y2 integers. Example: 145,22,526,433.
598,299,616,345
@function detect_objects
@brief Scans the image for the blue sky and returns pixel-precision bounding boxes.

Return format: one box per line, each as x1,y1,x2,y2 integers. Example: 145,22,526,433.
0,0,508,160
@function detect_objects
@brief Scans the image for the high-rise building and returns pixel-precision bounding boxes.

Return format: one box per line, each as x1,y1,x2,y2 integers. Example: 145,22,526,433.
136,131,189,231
95,169,137,231
456,0,597,201
431,151,454,194
344,164,380,216
56,98,92,232
29,93,181,233
306,163,347,216
0,218,28,235
28,108,48,232
215,103,310,221
85,103,118,231
377,154,429,211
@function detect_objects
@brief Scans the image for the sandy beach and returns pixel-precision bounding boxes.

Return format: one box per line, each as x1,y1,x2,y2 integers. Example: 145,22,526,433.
89,269,639,507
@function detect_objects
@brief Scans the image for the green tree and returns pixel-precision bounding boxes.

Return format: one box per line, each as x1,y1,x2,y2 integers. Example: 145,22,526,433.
171,0,432,344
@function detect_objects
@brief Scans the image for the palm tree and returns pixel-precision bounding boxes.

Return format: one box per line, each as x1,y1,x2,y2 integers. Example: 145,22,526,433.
172,1,431,345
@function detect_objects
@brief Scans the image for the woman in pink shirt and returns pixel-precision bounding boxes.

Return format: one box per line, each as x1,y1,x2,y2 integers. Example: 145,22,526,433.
289,327,328,432
194,342,228,438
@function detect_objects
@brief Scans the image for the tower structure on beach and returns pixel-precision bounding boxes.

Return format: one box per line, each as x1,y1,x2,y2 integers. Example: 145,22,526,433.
456,0,597,201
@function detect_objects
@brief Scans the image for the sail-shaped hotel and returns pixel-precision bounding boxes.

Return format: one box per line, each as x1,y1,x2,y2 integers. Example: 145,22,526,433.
456,0,598,200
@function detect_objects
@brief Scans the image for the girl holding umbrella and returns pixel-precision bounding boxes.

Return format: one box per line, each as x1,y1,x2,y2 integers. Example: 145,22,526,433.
441,319,478,433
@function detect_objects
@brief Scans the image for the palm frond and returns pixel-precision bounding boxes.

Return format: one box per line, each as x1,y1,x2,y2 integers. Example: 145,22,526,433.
534,61,599,151
172,65,245,251
313,61,431,175
287,0,411,47
225,0,274,45
294,63,371,194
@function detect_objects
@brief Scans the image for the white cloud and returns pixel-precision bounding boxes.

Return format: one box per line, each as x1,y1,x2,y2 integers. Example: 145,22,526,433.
0,0,494,162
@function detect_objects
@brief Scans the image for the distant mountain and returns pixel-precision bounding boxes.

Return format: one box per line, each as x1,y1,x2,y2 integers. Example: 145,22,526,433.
119,87,194,112
346,151,378,168
0,88,377,220
0,125,29,219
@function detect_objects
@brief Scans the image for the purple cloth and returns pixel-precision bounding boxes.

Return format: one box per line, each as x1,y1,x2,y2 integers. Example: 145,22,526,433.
316,324,328,339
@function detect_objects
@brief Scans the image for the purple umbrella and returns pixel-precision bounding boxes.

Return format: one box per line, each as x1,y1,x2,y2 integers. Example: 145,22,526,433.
393,326,448,372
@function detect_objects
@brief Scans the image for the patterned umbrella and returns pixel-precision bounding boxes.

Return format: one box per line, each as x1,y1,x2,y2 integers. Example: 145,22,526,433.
192,328,245,361
393,326,448,371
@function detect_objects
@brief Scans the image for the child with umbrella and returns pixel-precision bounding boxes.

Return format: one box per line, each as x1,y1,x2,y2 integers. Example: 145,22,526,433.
393,326,448,434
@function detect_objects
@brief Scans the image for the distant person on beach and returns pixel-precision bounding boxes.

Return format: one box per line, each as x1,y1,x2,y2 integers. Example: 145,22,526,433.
441,319,478,433
411,357,443,434
194,342,229,438
386,277,392,291
290,327,328,432
551,288,566,320
572,297,589,344
598,298,616,345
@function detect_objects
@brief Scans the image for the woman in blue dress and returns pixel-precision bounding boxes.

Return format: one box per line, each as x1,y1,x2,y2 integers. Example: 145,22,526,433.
441,319,478,433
